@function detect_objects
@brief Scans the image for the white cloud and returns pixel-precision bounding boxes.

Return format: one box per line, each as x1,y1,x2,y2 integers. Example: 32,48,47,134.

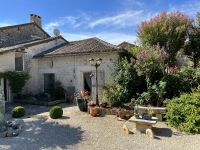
44,16,80,33
0,22,14,27
121,0,144,8
44,9,154,33
88,10,144,28
62,32,136,45
170,0,200,17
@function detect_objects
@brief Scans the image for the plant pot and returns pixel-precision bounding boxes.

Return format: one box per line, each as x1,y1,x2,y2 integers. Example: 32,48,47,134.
89,107,101,117
118,110,127,120
142,114,152,120
134,114,139,119
76,98,87,112
118,110,133,120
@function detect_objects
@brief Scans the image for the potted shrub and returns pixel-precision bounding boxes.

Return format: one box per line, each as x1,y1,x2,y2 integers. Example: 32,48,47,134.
75,91,90,112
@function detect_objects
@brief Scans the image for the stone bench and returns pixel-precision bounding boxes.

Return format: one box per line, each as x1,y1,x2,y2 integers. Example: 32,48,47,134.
123,116,158,138
135,106,166,121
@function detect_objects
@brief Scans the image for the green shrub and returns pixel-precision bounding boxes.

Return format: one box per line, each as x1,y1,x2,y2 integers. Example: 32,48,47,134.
165,89,200,134
12,106,25,118
103,58,146,106
3,71,30,93
161,73,182,99
162,67,200,99
103,84,128,106
49,106,63,119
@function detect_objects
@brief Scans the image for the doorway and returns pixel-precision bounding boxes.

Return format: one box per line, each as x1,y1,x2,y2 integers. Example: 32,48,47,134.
83,72,92,94
44,73,55,93
3,79,7,101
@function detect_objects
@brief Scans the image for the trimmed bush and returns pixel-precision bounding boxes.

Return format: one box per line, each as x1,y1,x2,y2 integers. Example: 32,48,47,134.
12,106,25,118
49,106,63,119
165,89,200,134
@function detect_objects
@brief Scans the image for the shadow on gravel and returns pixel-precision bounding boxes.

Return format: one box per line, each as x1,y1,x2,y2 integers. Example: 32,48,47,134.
6,103,73,116
0,118,84,150
154,127,173,138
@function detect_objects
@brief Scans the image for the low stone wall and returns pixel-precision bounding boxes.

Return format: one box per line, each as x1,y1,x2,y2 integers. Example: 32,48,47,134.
14,99,66,106
100,107,134,120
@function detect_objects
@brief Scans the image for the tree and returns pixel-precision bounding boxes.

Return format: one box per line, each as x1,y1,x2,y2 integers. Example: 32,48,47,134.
184,12,200,68
137,11,190,66
134,45,167,90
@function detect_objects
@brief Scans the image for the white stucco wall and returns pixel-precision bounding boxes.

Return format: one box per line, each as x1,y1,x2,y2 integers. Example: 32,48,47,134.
0,51,15,102
0,52,15,72
23,38,66,94
29,52,119,101
0,37,66,101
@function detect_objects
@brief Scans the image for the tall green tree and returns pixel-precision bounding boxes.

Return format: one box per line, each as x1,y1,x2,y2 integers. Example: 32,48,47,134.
137,11,190,66
184,12,200,68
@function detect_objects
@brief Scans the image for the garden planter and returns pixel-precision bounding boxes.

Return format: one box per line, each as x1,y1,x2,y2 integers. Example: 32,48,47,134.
142,115,152,120
76,98,87,112
89,107,101,117
118,109,134,120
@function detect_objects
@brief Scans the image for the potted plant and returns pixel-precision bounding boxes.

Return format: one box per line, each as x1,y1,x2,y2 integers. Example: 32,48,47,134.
75,91,90,112
134,105,139,119
88,101,102,117
142,106,154,120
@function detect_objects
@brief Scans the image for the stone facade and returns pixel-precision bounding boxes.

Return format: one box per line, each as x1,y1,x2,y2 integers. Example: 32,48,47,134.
23,38,66,94
0,14,121,103
0,23,49,48
0,52,15,72
27,52,119,101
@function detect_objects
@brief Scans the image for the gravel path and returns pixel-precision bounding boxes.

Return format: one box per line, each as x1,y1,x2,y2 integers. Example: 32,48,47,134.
0,104,199,150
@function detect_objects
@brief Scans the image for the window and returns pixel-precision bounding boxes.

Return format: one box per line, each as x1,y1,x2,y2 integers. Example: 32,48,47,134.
44,74,55,93
15,53,24,71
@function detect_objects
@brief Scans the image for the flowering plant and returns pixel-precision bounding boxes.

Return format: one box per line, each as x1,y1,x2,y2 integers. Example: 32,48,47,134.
134,45,167,90
74,90,91,101
166,66,180,74
135,45,167,76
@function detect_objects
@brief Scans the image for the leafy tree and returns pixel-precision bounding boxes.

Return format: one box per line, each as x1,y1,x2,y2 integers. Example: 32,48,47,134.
184,12,200,68
137,11,190,66
134,45,167,89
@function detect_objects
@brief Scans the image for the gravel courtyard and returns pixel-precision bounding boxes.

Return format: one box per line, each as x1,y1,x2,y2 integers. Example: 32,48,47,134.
0,104,199,150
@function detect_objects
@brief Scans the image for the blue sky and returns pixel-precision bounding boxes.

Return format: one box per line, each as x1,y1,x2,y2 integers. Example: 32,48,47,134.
0,0,200,44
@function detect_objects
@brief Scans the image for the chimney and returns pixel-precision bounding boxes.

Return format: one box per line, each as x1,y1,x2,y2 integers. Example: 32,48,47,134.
30,14,42,27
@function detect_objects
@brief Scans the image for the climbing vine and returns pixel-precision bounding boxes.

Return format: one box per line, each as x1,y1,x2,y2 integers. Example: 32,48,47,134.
0,71,30,93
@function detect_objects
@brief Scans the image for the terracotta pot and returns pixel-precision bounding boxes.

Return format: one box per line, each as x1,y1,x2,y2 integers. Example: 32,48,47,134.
118,110,127,119
89,107,101,117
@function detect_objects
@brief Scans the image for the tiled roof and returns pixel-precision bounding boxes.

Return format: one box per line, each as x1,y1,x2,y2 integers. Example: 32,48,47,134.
0,36,66,54
0,23,50,48
118,41,136,49
34,37,120,57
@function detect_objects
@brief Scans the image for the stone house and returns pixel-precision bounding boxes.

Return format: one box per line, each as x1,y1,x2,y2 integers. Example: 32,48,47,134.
0,14,124,103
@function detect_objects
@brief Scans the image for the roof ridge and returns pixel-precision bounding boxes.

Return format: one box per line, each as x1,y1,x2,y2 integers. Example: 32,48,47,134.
0,22,34,30
70,37,118,49
92,37,118,48
0,36,66,54
0,22,50,38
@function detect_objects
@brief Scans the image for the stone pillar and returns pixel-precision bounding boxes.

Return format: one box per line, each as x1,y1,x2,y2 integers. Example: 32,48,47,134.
0,87,5,127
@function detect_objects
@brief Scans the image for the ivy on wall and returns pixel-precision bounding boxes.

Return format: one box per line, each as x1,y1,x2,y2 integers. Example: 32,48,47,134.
0,71,30,93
